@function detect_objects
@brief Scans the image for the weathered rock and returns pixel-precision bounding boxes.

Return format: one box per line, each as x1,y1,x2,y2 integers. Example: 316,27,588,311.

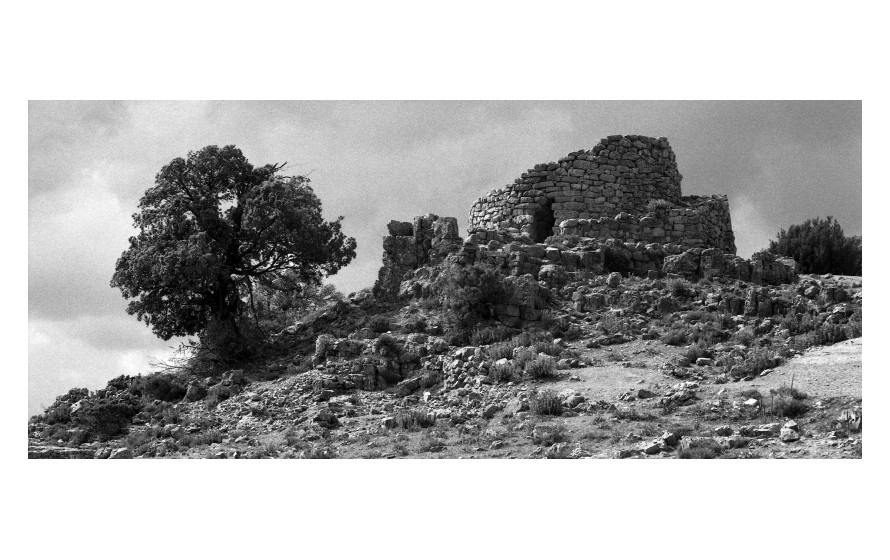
109,448,133,460
312,409,340,429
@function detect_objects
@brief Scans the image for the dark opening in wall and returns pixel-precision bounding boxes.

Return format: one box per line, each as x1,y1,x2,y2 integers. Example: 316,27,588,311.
533,200,555,243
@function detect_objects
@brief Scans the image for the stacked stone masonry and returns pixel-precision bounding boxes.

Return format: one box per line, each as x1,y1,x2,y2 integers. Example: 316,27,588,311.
468,134,735,253
374,135,794,306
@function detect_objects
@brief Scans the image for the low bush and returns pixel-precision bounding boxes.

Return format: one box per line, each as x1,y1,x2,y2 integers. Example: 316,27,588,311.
731,347,779,379
777,386,808,400
684,341,713,363
770,398,809,418
678,438,723,459
523,355,557,380
400,316,428,334
530,391,563,416
791,321,861,351
662,327,691,346
131,373,188,402
74,399,139,441
780,312,817,336
532,341,563,357
733,327,756,347
175,429,224,449
395,409,436,431
374,333,403,358
44,405,72,425
488,340,520,361
513,347,538,369
470,325,513,346
738,389,763,401
667,278,695,298
368,316,391,333
767,386,810,418
489,361,519,383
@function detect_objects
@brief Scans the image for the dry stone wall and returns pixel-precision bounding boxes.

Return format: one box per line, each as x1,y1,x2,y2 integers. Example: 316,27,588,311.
468,135,735,253
554,195,735,253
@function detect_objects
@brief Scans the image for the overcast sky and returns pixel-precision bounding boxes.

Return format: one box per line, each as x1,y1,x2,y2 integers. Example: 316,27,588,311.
28,100,861,415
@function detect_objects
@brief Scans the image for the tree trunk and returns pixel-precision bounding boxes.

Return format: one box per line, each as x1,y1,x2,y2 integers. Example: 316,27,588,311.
202,279,247,360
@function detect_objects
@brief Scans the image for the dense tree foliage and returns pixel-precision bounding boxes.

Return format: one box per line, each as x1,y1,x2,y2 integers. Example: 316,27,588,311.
111,145,356,353
767,216,861,275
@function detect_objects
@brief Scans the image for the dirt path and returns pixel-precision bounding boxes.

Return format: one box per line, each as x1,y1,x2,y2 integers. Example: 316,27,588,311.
733,337,862,399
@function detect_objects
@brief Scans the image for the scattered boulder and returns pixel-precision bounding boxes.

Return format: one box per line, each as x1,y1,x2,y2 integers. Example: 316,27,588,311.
109,448,133,460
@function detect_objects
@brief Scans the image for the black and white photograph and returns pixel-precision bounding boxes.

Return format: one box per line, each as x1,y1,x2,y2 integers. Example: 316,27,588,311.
6,2,886,558
27,100,863,461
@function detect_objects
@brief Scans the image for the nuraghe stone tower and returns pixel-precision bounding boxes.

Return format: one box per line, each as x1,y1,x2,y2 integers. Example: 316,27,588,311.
468,134,736,253
374,135,793,307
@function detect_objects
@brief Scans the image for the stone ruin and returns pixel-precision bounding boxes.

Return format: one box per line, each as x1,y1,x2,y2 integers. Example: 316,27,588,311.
373,135,795,316
469,134,735,253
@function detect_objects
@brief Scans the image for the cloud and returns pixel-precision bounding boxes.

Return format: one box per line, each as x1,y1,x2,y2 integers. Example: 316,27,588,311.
29,161,135,320
28,318,179,416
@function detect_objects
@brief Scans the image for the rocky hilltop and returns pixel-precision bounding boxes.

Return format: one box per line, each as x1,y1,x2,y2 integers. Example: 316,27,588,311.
28,136,862,459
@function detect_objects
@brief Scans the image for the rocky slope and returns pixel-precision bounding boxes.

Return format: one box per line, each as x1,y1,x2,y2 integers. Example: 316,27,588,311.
28,272,862,459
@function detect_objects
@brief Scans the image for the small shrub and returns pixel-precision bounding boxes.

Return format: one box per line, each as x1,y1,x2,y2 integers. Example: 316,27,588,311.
512,347,536,368
489,361,519,383
533,341,563,357
529,391,563,416
131,373,188,402
732,347,779,378
488,340,520,361
400,316,427,334
74,400,139,441
368,316,391,333
470,325,513,346
374,333,403,358
791,321,859,351
684,341,713,363
598,313,626,335
444,328,471,347
678,438,723,459
733,327,756,347
44,405,72,425
524,355,557,379
770,398,809,418
777,386,808,400
395,409,436,431
662,327,692,346
420,369,442,389
738,389,763,401
176,430,223,448
667,278,695,298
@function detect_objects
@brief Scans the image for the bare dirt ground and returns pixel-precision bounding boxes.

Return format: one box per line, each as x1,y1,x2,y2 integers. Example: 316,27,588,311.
735,338,861,399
